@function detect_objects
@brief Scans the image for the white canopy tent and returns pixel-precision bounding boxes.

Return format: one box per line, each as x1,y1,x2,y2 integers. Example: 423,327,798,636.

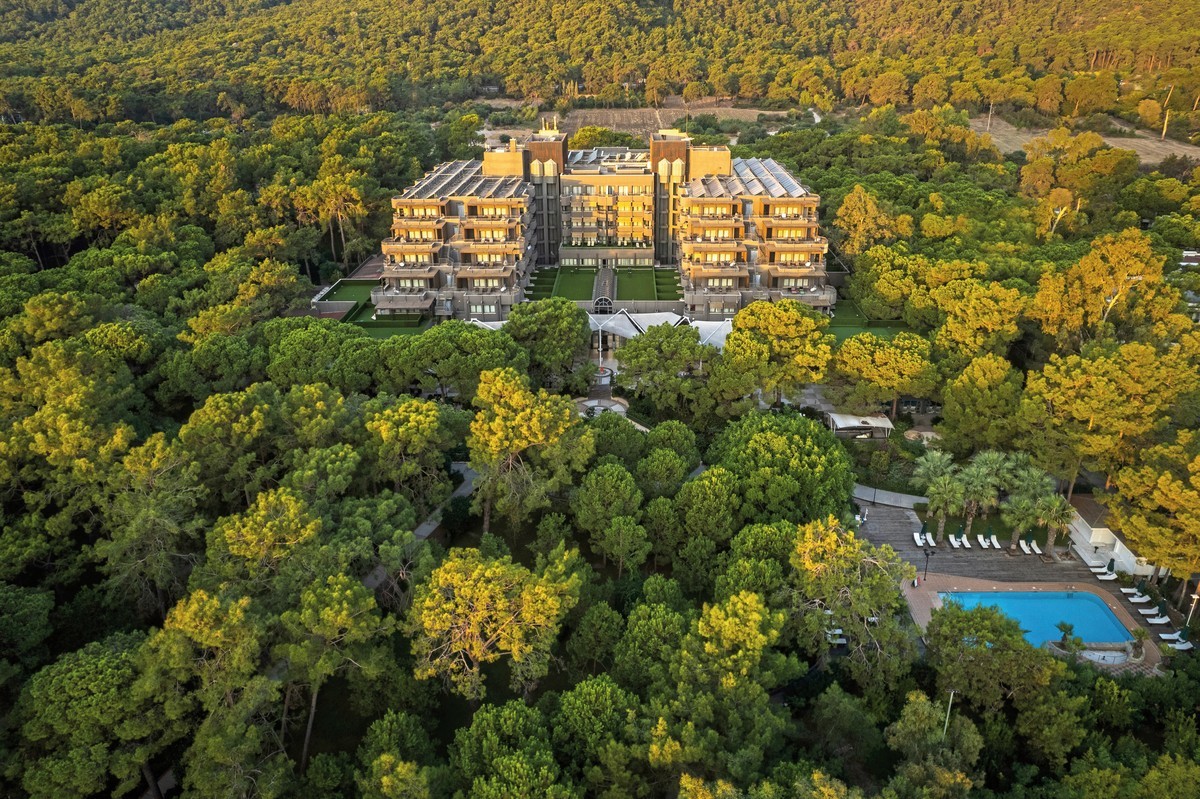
825,412,894,439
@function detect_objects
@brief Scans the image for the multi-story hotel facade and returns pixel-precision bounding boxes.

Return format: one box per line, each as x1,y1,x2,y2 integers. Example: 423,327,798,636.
373,123,835,322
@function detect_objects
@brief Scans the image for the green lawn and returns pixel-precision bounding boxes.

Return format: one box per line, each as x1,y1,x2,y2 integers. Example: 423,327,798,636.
914,510,1055,549
615,269,657,300
829,303,913,342
320,279,377,303
553,268,597,300
655,271,682,300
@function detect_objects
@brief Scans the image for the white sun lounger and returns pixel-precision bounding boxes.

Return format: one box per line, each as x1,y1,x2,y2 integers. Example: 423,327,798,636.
977,535,989,549
1161,630,1184,641
1147,615,1171,625
927,535,937,547
1172,641,1195,651
913,532,924,547
1096,572,1118,581
1030,542,1043,555
827,636,848,645
960,535,971,549
949,535,961,549
1128,594,1151,604
1120,587,1139,594
990,534,1001,548
1019,540,1032,555
1139,606,1162,616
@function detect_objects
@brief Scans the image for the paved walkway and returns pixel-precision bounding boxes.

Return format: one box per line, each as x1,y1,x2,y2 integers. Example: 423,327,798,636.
854,484,925,508
412,462,477,540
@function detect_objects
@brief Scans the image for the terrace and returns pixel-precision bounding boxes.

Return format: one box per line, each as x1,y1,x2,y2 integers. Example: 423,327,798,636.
312,279,433,337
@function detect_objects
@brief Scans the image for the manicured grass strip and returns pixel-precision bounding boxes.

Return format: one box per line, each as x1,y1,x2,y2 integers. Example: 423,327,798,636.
553,268,597,300
321,279,377,303
615,269,657,300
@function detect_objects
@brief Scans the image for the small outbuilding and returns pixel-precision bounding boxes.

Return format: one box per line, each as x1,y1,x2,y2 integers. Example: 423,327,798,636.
825,412,894,439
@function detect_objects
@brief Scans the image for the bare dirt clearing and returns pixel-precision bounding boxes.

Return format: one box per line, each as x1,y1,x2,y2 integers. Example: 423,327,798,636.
562,99,789,139
971,117,1200,163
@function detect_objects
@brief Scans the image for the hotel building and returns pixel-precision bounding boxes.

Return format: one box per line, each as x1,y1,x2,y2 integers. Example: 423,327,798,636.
372,123,834,321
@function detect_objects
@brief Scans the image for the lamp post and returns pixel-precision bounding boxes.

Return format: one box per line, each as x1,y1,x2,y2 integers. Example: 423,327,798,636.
1187,592,1200,627
942,689,956,740
923,549,935,581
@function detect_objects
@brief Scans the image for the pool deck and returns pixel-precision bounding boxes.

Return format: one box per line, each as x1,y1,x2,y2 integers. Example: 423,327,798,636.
861,505,1168,674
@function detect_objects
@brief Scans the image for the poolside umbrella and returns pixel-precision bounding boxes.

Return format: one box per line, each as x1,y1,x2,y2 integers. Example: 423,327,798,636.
1158,600,1168,616
957,524,965,536
1106,558,1116,573
919,521,928,535
1136,578,1147,594
1024,532,1034,544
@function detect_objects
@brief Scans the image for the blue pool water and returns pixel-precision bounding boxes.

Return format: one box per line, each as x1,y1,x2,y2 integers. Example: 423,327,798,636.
938,591,1132,647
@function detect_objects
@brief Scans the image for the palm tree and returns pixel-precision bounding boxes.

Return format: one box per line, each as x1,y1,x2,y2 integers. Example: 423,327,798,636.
1004,464,1054,503
1036,494,1075,561
913,450,956,493
926,474,964,544
959,462,1001,541
969,450,1010,523
1001,494,1039,553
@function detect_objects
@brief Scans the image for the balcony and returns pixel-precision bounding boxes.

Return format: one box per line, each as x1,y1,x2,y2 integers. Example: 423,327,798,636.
382,239,444,257
761,262,825,278
679,239,747,255
371,289,437,311
761,237,828,252
381,261,441,277
391,215,446,228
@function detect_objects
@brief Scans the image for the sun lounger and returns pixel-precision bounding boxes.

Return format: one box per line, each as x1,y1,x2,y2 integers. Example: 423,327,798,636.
826,629,843,636
1120,587,1139,594
1030,542,1042,555
960,535,971,549
1161,630,1184,641
1139,607,1161,616
927,535,937,547
990,534,1001,549
1096,572,1118,581
1090,566,1110,573
1147,615,1171,624
827,636,848,645
1019,540,1032,555
949,535,961,549
977,535,989,549
1128,594,1151,604
1172,641,1195,651
913,532,923,547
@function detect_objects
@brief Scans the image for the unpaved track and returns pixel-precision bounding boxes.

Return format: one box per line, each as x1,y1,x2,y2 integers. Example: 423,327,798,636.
971,117,1200,163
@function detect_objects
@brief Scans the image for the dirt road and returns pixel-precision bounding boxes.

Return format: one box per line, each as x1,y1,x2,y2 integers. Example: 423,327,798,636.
971,117,1200,164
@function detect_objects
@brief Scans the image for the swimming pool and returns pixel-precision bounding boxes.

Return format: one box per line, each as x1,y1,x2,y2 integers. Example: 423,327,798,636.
938,591,1132,647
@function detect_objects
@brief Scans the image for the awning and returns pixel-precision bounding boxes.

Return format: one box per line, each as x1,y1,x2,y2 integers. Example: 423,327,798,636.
826,413,894,432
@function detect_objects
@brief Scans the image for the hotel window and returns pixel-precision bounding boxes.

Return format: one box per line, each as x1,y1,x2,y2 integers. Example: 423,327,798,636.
474,278,501,289
709,278,735,289
470,304,497,315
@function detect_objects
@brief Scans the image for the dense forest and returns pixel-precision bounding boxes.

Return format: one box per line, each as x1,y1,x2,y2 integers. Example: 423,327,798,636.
1,0,1200,142
2,97,1200,797
3,0,1200,797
